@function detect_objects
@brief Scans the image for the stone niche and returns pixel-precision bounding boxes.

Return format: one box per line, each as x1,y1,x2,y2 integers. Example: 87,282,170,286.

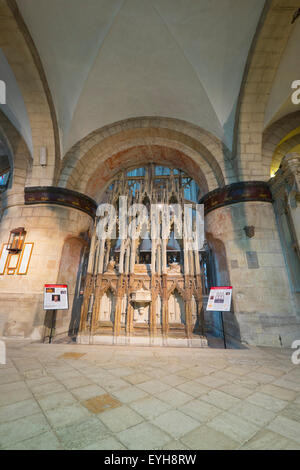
131,289,152,303
131,289,152,326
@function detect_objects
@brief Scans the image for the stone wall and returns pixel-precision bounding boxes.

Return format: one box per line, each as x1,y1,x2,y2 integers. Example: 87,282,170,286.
205,200,300,347
0,203,92,340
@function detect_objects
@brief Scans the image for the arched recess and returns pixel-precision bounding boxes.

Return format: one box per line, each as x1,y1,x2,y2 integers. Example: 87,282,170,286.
0,0,60,185
235,0,297,181
86,145,209,203
263,111,300,175
56,236,89,338
271,134,300,174
0,109,32,208
168,289,185,325
59,117,232,194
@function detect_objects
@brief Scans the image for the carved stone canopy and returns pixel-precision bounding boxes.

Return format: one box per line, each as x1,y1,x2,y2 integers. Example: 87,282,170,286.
131,289,152,304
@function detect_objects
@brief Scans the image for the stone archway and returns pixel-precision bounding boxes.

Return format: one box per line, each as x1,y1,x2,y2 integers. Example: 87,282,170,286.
0,110,32,209
235,0,297,181
263,111,300,175
59,117,231,193
0,0,60,185
86,145,210,203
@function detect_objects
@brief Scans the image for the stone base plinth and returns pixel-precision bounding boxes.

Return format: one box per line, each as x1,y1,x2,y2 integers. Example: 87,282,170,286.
77,334,208,348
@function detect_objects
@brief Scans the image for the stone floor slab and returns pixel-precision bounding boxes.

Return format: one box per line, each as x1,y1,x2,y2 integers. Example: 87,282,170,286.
125,373,151,385
117,422,171,450
246,429,299,450
112,386,149,404
179,399,222,423
129,396,172,419
0,413,50,448
218,384,253,400
230,401,275,427
83,394,121,414
83,436,126,450
38,390,77,411
71,384,106,401
246,391,288,413
155,388,193,407
259,384,296,402
176,381,211,398
200,390,241,411
4,431,62,450
55,417,109,450
151,410,199,439
181,425,239,450
99,405,144,432
267,415,300,444
0,399,40,423
137,379,171,395
161,440,188,450
208,411,259,444
44,403,90,429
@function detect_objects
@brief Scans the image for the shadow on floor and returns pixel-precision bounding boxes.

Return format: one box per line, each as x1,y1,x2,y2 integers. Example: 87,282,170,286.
206,332,248,350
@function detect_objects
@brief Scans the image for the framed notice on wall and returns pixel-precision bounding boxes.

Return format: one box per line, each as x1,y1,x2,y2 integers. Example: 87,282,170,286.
0,242,34,275
0,244,9,275
17,243,34,275
206,286,232,312
44,284,69,310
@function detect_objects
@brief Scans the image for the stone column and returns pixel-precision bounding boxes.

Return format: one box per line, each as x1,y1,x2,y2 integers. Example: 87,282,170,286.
161,274,168,337
270,154,300,320
203,182,299,347
282,155,300,249
0,187,94,340
206,202,300,346
119,239,126,274
98,238,106,274
162,239,167,274
114,275,125,337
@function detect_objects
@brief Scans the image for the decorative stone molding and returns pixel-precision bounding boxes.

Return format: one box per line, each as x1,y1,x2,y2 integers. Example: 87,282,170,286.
235,1,296,181
199,181,273,215
24,186,97,218
0,0,59,186
270,153,300,209
263,111,300,177
59,117,232,195
270,153,300,292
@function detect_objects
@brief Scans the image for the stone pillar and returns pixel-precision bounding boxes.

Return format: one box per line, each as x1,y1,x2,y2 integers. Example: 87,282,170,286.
162,239,167,274
270,154,300,318
98,238,106,274
161,274,168,337
149,278,157,338
114,275,125,337
119,239,126,274
0,187,94,340
281,155,300,249
202,181,300,347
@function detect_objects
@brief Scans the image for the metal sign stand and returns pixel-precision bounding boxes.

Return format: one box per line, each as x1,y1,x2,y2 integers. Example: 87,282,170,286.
220,311,227,349
49,310,57,344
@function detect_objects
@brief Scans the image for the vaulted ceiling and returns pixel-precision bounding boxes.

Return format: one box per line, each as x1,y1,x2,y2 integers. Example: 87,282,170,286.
0,0,299,159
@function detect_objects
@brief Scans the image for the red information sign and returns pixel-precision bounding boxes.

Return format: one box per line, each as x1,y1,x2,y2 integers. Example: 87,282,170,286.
206,286,232,312
44,284,68,310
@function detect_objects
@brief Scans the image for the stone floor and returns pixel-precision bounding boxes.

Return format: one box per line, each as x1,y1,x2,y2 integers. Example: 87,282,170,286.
1,339,300,450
